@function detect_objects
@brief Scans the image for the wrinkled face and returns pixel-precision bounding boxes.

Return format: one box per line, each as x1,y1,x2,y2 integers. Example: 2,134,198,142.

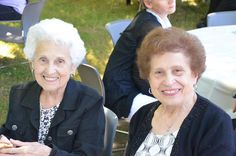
32,40,76,93
148,52,198,107
144,0,176,18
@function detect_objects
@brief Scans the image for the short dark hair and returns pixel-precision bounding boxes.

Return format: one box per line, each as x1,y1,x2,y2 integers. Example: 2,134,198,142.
137,27,206,80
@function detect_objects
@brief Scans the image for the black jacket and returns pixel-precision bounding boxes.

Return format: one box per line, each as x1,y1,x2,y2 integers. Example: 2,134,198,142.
125,94,236,156
0,79,105,156
103,9,162,118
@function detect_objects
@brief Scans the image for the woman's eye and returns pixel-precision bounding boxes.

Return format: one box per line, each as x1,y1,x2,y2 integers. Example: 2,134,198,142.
39,57,47,63
174,69,184,75
154,71,163,76
56,59,65,64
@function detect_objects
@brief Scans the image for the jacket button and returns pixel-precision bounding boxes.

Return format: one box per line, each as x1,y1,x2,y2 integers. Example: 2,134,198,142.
47,136,52,141
67,130,73,135
12,125,17,131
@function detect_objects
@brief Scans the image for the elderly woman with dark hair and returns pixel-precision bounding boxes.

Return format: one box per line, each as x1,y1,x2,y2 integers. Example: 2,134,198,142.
0,18,105,156
125,27,236,156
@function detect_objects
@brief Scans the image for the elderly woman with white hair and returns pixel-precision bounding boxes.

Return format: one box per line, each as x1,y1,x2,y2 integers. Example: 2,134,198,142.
0,18,105,156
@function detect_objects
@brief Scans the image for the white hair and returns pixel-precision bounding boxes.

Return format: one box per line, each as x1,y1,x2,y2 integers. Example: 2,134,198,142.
24,18,86,67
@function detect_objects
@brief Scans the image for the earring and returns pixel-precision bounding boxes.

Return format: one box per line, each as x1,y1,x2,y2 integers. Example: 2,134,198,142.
148,88,152,95
193,84,197,90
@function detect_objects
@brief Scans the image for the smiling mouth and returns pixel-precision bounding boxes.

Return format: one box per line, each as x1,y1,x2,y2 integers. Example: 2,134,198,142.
162,89,181,96
43,76,59,82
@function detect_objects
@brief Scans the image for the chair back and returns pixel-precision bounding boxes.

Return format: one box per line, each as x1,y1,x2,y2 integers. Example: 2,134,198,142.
77,63,118,156
77,63,105,101
207,10,236,27
22,0,46,39
102,107,118,156
105,19,132,46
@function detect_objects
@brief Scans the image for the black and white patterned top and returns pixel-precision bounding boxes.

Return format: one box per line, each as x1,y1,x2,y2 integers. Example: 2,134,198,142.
38,104,59,144
135,130,178,156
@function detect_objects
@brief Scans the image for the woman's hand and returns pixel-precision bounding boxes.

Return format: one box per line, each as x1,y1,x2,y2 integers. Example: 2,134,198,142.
0,139,51,156
0,135,13,149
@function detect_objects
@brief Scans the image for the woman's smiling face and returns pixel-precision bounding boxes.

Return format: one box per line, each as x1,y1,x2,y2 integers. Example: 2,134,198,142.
148,52,198,106
32,40,76,93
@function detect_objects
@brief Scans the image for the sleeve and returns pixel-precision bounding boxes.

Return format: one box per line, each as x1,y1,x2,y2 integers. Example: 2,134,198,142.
124,110,140,156
0,85,18,136
125,103,155,156
50,98,105,156
198,112,236,156
132,20,161,96
134,19,161,47
104,19,161,118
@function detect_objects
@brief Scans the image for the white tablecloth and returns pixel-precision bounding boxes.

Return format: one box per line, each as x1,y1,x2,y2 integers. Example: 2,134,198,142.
188,25,236,119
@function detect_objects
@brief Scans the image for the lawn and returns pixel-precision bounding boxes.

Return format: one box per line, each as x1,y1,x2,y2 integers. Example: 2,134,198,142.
0,0,208,153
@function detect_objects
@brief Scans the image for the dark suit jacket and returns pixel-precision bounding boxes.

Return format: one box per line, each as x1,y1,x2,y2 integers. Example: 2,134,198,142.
125,94,236,156
103,9,162,118
0,79,105,156
208,0,236,14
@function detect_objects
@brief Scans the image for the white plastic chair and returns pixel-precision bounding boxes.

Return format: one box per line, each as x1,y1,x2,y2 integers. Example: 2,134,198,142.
0,0,46,43
105,19,132,46
207,10,236,27
77,63,118,156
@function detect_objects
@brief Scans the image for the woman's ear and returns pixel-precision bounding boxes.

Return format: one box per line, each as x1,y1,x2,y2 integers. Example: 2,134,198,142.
192,73,199,86
143,0,152,9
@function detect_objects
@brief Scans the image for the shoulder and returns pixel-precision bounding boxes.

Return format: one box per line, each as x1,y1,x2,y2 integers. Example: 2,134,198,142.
10,81,39,98
69,79,101,99
197,95,231,121
190,94,233,132
64,79,103,108
188,95,236,154
135,102,158,116
135,10,161,25
132,10,161,37
11,81,37,90
136,10,157,20
130,102,159,126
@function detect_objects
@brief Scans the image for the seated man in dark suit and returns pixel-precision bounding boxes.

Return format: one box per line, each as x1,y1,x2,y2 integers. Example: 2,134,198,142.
103,0,176,119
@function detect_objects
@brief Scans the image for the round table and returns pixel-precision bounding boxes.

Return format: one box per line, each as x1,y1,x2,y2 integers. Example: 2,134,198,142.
188,25,236,119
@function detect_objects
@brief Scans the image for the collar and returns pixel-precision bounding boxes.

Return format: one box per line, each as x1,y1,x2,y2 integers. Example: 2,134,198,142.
20,79,83,129
146,9,172,28
21,79,81,110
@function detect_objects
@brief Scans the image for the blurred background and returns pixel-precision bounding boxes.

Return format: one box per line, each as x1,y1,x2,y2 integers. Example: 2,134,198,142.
0,0,209,155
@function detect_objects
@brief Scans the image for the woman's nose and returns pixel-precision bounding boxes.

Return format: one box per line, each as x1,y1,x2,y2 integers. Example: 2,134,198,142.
163,74,175,86
45,64,57,74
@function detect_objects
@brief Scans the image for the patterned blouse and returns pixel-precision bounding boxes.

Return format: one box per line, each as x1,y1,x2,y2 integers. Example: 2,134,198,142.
135,130,178,156
38,104,59,144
